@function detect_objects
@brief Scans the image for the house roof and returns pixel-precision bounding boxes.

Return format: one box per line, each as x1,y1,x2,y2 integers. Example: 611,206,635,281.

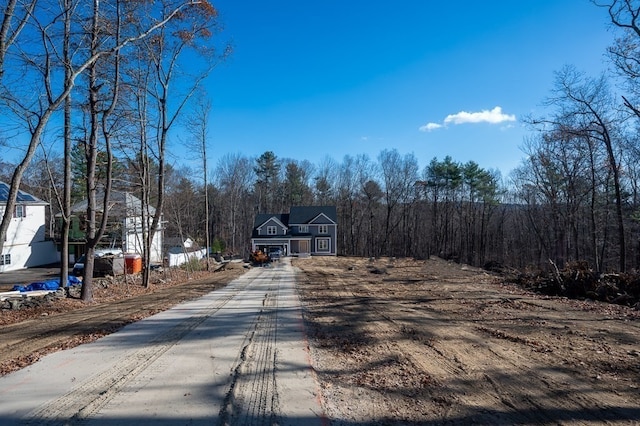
69,191,155,216
253,213,289,229
253,206,337,229
0,181,47,205
288,206,337,224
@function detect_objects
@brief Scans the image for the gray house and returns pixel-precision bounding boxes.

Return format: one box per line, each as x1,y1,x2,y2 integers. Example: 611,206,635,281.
251,206,337,256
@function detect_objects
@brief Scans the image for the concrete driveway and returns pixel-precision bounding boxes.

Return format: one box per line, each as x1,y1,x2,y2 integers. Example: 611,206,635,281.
0,258,325,425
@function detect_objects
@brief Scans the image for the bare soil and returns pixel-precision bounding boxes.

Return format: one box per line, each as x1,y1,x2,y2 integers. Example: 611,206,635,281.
2,256,640,424
293,256,640,425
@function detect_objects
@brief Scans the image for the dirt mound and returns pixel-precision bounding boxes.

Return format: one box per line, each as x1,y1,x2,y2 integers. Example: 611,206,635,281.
509,261,640,309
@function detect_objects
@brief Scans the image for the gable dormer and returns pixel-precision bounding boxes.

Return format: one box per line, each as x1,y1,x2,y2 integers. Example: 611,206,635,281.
254,215,288,237
308,212,337,225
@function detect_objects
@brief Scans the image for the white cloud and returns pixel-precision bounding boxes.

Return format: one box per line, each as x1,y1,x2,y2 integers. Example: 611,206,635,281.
444,106,516,125
419,122,443,132
420,106,516,132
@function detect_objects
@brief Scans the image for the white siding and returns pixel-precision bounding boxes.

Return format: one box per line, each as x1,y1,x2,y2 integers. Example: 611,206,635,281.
123,216,163,263
1,204,57,272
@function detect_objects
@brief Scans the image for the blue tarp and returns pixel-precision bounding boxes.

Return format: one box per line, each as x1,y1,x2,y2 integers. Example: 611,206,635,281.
12,275,82,292
67,275,82,286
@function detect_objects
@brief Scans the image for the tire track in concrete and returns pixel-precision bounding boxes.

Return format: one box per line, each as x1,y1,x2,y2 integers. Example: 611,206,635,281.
219,267,284,426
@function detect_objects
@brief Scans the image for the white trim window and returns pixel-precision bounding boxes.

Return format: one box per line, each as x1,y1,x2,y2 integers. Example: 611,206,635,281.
266,226,277,235
0,253,11,265
298,225,308,233
318,224,328,234
317,238,330,252
14,205,26,218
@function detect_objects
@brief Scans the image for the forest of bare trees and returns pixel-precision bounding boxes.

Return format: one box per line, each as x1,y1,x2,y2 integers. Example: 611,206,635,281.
4,1,640,302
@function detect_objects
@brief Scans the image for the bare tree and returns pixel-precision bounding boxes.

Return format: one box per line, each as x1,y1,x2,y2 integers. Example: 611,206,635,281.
0,0,211,278
137,1,227,287
0,0,36,82
602,0,640,119
538,66,626,270
215,153,253,255
378,149,419,256
313,156,335,205
184,95,212,269
335,155,358,255
78,0,126,301
58,0,75,290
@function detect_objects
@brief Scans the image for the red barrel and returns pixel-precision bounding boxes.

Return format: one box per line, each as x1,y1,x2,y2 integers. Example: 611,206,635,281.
125,254,142,274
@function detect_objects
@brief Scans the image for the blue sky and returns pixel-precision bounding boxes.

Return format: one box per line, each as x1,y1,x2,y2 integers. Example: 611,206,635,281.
200,0,615,177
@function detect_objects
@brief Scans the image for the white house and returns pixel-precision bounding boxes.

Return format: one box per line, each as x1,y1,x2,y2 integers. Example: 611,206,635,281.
0,182,58,272
63,191,164,264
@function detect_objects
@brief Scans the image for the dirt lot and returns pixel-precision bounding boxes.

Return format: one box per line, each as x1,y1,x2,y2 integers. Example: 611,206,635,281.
2,256,640,424
293,256,640,425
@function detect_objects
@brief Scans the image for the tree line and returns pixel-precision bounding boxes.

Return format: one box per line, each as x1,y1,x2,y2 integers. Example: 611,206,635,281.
3,1,640,303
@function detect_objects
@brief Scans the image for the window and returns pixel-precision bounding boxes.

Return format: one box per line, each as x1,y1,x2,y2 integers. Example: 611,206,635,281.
318,224,328,234
317,238,330,252
0,254,11,265
266,226,277,235
299,225,308,233
14,205,26,218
